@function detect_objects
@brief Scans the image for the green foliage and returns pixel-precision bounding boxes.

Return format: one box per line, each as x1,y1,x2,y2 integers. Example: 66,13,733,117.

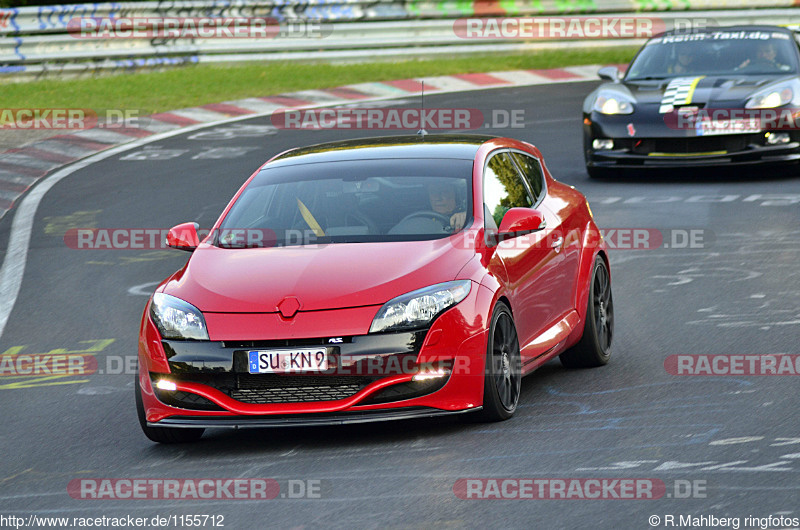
1,0,151,6
0,47,638,114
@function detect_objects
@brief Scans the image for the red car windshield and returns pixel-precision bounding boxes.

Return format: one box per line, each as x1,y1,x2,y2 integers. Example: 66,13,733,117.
215,158,474,247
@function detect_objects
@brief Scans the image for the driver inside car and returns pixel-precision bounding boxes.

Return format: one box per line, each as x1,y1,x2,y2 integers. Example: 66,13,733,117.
428,181,466,231
669,49,694,74
737,41,784,71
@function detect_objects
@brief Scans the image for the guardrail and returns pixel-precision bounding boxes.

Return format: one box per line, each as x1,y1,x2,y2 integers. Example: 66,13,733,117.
1,0,798,80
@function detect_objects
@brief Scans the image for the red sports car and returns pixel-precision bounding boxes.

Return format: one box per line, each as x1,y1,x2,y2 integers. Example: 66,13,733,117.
136,134,613,443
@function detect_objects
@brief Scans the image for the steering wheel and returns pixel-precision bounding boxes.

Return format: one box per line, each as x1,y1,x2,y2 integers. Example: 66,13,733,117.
397,210,452,226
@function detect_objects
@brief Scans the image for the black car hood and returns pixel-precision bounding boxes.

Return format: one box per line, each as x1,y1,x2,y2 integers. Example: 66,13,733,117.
584,74,799,138
622,75,793,107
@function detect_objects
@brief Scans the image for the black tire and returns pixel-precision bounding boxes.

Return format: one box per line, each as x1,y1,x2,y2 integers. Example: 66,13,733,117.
135,371,204,444
560,256,613,368
477,302,522,422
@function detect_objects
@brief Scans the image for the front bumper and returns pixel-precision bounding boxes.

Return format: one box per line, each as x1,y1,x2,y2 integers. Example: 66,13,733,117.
584,113,800,169
150,407,479,429
588,140,800,168
137,284,494,425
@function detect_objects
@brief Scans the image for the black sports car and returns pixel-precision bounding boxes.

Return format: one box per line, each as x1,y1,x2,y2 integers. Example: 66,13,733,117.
583,25,800,177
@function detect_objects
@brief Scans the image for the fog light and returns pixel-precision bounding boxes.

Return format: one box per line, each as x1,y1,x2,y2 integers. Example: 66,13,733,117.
765,132,790,145
412,368,449,382
592,139,614,150
156,379,177,391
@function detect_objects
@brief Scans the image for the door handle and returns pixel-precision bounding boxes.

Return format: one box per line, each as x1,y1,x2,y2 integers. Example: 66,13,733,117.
551,236,563,249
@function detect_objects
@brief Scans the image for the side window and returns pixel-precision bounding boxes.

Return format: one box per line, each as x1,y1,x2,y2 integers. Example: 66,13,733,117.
510,152,545,205
483,151,533,229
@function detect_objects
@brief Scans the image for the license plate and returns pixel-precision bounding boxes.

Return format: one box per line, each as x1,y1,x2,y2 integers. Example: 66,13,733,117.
248,349,328,374
697,118,760,136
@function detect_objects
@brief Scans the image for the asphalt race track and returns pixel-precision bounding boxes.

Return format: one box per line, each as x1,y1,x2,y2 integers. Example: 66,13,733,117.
1,81,799,529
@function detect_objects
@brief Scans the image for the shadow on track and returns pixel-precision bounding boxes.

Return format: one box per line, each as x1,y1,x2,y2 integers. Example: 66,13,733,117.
133,360,584,455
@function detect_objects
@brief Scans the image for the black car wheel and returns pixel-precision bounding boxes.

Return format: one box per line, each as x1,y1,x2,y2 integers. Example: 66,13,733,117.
478,302,522,421
560,256,613,368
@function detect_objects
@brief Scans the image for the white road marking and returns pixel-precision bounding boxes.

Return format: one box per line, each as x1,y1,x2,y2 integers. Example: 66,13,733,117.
127,281,160,296
771,438,800,446
120,147,189,161
191,146,259,160
187,124,277,141
709,436,765,445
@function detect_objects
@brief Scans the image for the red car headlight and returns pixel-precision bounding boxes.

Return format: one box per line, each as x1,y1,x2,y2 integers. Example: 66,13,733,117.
369,280,472,334
150,293,209,340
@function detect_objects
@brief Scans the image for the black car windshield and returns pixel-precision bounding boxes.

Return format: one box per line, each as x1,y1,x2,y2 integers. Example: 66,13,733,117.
215,158,474,247
626,30,799,80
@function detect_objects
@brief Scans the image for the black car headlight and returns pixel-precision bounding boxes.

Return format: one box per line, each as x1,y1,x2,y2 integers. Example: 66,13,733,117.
593,91,635,115
150,293,209,340
746,80,800,109
369,280,471,334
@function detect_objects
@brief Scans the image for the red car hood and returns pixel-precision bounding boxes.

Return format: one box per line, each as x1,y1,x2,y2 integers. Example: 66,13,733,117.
162,235,475,313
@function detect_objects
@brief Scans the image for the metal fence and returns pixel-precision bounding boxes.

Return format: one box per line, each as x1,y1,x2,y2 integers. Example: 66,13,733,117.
1,0,798,80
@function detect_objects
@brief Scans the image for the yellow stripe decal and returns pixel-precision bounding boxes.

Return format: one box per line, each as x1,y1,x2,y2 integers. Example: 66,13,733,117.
683,76,704,105
296,198,325,237
648,151,727,157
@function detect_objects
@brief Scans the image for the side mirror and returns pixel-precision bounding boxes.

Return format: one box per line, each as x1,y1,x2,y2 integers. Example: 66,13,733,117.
597,66,621,83
166,222,200,252
498,208,546,238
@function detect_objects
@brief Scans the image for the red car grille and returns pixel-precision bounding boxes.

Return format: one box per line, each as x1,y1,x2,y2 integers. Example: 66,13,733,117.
229,385,362,404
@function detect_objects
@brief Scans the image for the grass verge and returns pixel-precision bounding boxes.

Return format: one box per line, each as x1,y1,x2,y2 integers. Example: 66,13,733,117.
1,47,638,115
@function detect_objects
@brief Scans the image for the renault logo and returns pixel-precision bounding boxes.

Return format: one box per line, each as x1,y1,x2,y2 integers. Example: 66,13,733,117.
277,296,301,318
